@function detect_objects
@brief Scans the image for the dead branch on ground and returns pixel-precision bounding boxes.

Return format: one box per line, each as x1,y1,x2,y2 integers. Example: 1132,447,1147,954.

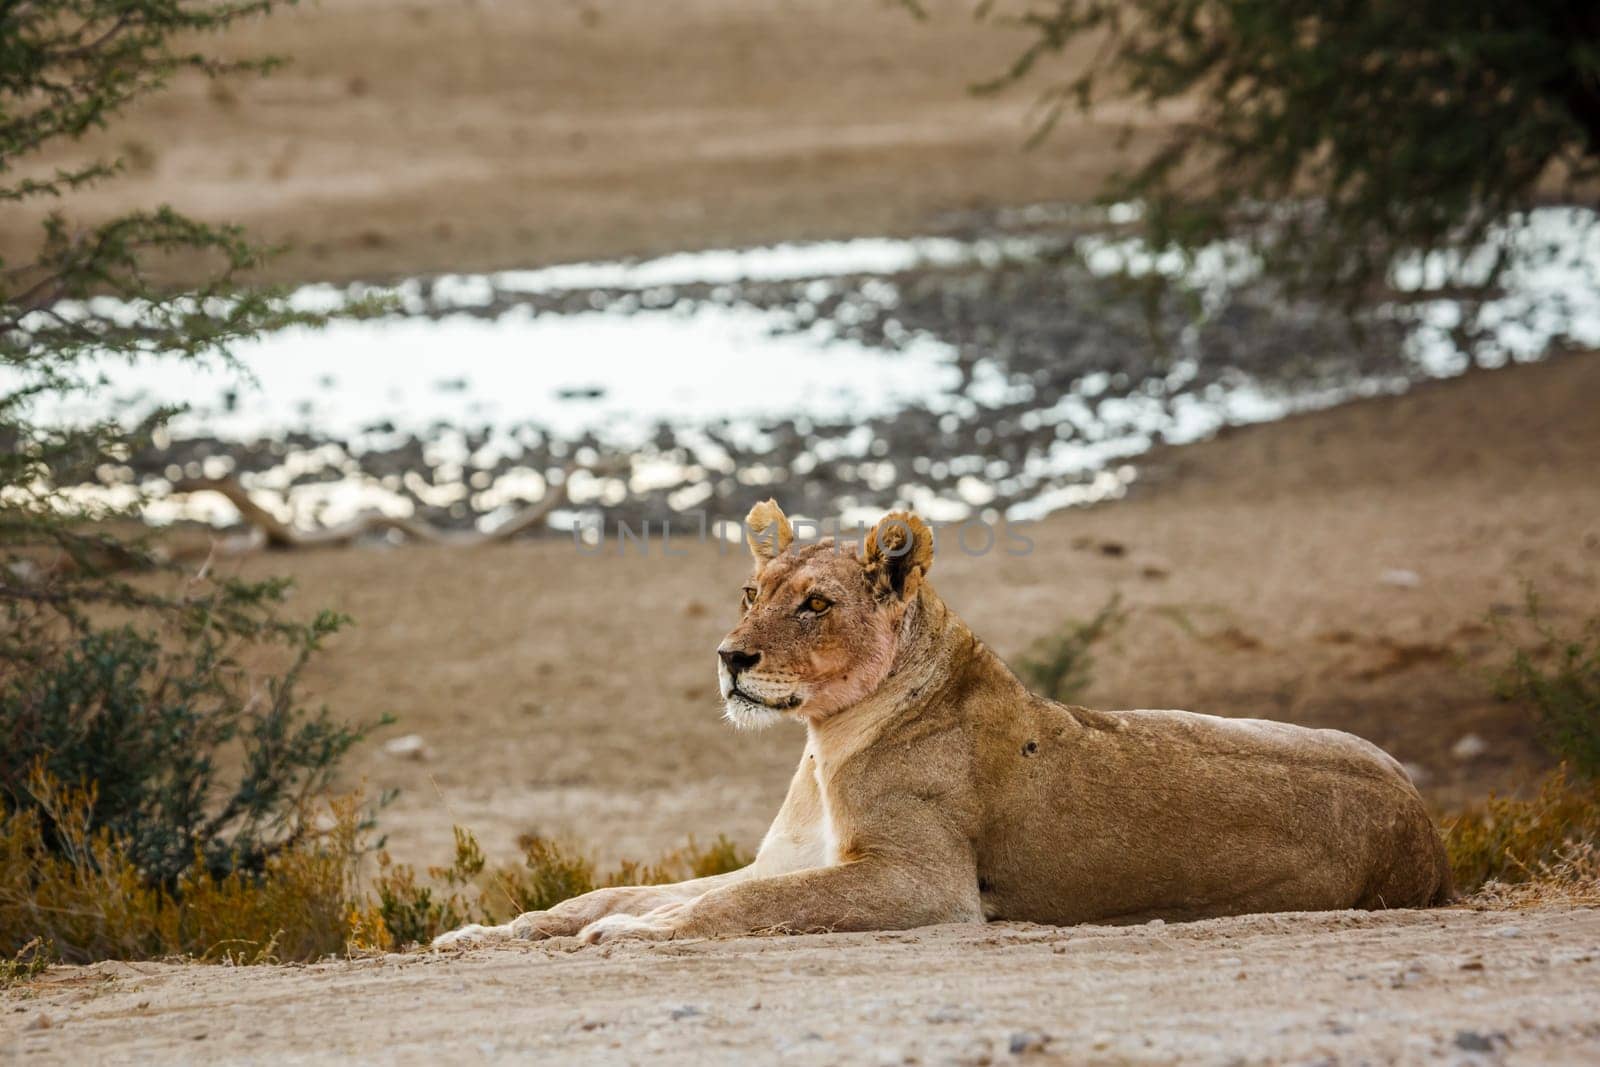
167,471,572,552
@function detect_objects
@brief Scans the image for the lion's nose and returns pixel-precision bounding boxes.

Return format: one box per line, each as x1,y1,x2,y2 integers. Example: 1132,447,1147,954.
719,647,761,675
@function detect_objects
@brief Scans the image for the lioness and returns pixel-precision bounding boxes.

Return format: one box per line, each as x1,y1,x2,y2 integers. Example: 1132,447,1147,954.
436,501,1450,948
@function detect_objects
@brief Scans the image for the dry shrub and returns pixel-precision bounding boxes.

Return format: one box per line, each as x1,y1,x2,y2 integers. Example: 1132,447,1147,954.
1493,591,1600,778
502,833,610,911
172,796,369,963
1444,767,1600,898
1466,842,1600,909
681,834,752,879
1,770,367,964
3,764,754,960
1,620,374,890
1,937,52,989
369,827,485,950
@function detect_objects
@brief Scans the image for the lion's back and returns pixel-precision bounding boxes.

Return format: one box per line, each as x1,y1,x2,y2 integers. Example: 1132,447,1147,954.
975,701,1451,923
1107,707,1417,787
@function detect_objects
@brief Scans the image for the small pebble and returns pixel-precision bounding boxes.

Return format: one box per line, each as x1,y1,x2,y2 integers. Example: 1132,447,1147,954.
1400,761,1432,786
927,1004,972,1024
954,1036,994,1066
1008,1030,1050,1055
383,734,431,761
1390,964,1426,988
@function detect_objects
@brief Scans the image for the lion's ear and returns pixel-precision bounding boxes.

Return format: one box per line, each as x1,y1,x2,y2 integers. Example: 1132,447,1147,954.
745,498,794,565
863,511,934,599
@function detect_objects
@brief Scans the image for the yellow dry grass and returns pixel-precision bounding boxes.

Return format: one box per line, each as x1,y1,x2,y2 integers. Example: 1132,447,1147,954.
2,767,751,965
1444,767,1600,904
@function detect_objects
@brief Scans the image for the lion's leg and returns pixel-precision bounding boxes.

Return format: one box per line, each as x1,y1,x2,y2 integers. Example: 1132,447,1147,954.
580,855,982,944
433,749,825,949
430,873,746,948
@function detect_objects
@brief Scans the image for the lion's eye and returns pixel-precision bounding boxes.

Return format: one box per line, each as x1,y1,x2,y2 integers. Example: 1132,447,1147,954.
741,588,756,610
802,595,831,615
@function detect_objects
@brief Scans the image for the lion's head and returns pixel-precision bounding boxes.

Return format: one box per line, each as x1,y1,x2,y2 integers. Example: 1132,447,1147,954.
716,500,934,729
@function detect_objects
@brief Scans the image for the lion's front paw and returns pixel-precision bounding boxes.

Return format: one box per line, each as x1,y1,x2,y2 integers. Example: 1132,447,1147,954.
578,913,677,945
508,910,586,940
431,923,506,950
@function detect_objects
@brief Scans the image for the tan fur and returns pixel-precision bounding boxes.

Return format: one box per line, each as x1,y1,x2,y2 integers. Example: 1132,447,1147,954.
435,504,1451,949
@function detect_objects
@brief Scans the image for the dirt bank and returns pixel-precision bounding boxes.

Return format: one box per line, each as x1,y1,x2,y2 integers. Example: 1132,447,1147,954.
4,0,1166,287
7,908,1598,1063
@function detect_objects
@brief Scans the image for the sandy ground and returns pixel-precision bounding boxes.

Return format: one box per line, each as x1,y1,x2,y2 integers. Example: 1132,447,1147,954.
6,908,1599,1064
2,0,1172,287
